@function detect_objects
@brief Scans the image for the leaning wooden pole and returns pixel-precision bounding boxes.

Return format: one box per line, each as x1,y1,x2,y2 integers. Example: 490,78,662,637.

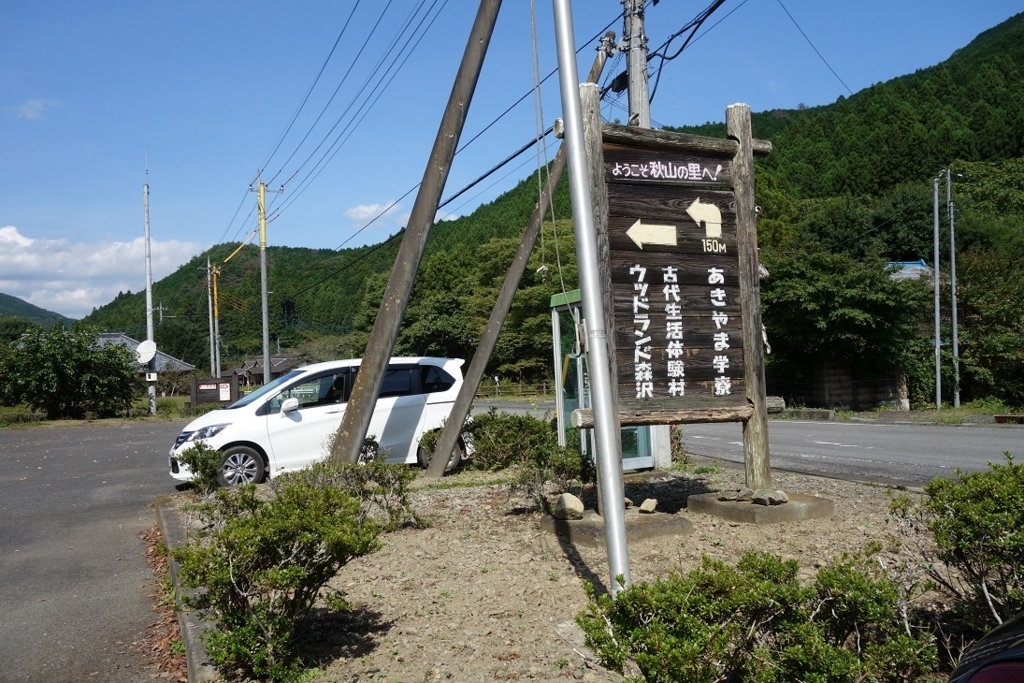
328,0,503,465
425,32,616,477
727,103,772,491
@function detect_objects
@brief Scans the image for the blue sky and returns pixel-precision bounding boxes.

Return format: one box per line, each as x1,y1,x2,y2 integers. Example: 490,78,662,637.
1,0,1019,319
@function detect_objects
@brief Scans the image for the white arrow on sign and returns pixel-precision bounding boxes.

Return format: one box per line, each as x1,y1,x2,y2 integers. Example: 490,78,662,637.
625,219,677,249
686,197,722,239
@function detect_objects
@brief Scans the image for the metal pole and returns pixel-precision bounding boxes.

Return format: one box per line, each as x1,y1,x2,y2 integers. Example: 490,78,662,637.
329,0,502,466
552,0,631,594
933,176,941,410
258,181,271,385
947,169,960,408
143,173,156,415
622,0,650,128
425,32,614,478
206,258,216,376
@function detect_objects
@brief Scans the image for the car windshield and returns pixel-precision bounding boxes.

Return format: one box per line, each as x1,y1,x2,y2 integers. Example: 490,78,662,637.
225,370,306,409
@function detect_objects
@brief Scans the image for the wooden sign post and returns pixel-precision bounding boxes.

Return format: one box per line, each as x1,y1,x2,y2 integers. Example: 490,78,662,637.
575,104,774,492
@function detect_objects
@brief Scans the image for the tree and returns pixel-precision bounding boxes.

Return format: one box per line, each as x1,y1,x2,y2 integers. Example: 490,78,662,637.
0,323,139,418
760,251,930,381
0,317,41,343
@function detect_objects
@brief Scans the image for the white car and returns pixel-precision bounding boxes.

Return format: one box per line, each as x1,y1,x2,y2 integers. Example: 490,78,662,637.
169,357,467,486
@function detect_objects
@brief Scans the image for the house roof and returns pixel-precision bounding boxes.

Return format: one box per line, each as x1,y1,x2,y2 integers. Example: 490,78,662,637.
886,259,932,281
96,333,196,372
227,355,303,377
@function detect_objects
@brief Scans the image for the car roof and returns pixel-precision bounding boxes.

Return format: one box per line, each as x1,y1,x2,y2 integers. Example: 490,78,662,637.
295,357,463,374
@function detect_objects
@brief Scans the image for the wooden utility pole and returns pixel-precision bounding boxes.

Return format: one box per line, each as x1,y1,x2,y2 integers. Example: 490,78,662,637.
425,31,616,477
329,0,502,465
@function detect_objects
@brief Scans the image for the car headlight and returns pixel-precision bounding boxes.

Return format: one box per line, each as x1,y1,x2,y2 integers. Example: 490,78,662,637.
188,423,230,442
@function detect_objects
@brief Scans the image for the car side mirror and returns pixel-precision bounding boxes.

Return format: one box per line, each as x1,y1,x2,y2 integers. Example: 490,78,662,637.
281,397,299,413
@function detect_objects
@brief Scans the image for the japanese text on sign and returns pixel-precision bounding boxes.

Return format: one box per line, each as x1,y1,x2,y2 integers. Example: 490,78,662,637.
611,161,723,182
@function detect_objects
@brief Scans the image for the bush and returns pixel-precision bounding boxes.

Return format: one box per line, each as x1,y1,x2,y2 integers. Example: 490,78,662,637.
297,455,424,531
464,408,559,471
175,442,222,496
511,440,594,511
0,323,137,419
576,550,938,683
461,408,593,509
890,452,1024,629
174,464,380,681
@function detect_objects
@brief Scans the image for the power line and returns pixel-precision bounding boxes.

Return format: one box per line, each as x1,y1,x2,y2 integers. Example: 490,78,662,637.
266,0,401,187
221,6,626,299
273,0,446,217
775,0,853,96
274,7,621,222
646,0,727,104
260,1,365,182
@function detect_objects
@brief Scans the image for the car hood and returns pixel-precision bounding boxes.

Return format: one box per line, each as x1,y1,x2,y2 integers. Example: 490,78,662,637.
182,407,235,433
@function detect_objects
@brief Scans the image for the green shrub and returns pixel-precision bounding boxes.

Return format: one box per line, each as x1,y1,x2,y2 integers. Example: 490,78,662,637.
576,550,938,683
173,464,380,681
297,456,424,532
462,408,593,508
175,442,222,496
890,452,1024,628
464,408,559,471
511,440,594,511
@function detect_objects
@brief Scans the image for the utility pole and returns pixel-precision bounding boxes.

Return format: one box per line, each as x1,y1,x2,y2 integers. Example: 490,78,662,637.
252,178,282,385
947,169,960,408
205,258,216,376
933,175,941,410
622,0,650,127
212,263,222,378
328,0,502,466
143,166,157,415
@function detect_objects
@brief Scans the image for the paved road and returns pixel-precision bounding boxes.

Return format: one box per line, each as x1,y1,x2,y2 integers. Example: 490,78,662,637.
681,419,1023,486
0,420,187,683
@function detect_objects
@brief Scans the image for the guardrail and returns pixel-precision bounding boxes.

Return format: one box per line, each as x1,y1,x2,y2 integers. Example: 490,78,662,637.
474,383,552,400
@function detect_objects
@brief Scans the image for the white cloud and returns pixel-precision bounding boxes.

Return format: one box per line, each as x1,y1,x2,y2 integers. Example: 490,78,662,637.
0,225,204,319
434,210,460,223
343,202,402,225
5,98,63,120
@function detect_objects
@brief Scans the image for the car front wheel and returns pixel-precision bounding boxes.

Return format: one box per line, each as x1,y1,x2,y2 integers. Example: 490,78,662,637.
217,446,265,486
417,437,466,471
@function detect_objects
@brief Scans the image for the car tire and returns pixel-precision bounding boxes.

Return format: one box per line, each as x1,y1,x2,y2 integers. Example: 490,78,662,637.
217,446,265,487
417,438,466,471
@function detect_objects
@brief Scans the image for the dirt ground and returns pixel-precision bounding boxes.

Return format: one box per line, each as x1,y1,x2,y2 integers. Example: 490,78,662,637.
288,461,922,683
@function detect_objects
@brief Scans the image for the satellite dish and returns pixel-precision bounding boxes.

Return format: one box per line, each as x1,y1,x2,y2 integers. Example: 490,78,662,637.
136,340,157,364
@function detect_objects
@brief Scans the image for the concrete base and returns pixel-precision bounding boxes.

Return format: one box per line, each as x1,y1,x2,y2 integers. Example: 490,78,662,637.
687,492,834,524
541,509,694,548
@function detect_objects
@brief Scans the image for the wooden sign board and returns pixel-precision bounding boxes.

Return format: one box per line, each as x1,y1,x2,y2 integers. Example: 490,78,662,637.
604,141,746,412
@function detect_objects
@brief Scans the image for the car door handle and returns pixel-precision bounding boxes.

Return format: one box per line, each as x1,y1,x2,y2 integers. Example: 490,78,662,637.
325,409,343,414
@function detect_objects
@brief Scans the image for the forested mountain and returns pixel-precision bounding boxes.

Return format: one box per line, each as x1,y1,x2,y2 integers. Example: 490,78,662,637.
81,12,1024,405
0,293,71,333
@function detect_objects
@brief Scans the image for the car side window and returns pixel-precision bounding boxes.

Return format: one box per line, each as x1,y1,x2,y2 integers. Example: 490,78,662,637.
267,370,347,414
379,367,414,397
422,366,455,393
